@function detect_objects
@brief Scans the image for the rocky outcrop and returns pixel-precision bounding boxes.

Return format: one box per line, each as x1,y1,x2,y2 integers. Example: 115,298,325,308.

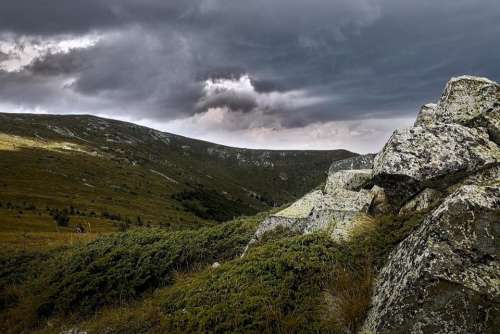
249,76,499,333
363,185,500,334
247,155,376,247
372,123,498,207
415,75,500,144
362,75,500,333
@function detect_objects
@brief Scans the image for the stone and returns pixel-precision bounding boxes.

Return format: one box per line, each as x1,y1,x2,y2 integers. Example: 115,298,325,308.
414,103,437,126
211,262,221,269
328,154,375,174
399,188,442,215
373,123,499,207
363,185,500,334
369,185,392,214
324,169,372,193
415,76,500,144
305,188,374,240
273,190,323,219
434,75,499,127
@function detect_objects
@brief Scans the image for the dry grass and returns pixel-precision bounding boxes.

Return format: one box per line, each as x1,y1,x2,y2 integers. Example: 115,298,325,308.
321,262,374,333
0,231,98,253
0,133,91,155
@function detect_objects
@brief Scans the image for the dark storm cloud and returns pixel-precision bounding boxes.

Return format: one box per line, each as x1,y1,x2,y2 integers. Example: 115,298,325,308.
0,0,499,128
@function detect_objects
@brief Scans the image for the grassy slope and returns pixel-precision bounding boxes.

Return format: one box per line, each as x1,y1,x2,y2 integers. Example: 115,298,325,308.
0,212,426,334
0,112,355,234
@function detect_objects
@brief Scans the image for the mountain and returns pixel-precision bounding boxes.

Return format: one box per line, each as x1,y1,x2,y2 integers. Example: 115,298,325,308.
0,113,355,231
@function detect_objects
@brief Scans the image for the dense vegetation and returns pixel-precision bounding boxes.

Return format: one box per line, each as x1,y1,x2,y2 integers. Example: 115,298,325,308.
0,211,425,334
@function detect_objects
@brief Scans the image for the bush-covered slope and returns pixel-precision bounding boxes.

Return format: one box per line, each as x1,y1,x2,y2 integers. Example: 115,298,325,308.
0,211,425,334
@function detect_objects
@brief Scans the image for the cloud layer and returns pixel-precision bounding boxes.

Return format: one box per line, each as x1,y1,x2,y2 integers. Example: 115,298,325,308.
0,0,499,152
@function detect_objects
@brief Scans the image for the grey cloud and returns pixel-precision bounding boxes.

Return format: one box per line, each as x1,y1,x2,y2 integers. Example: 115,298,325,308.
26,50,84,76
0,0,499,132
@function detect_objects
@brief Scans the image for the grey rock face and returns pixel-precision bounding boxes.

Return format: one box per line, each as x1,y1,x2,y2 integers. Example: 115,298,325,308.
248,157,377,248
373,123,499,206
363,185,500,334
434,76,499,127
415,75,500,145
414,103,437,126
328,154,375,174
399,188,442,215
325,169,372,193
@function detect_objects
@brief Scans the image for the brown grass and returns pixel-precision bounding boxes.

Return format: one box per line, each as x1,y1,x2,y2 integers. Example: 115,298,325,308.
321,261,374,333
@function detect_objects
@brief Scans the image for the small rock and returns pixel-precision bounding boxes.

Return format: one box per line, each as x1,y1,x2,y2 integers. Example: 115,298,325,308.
414,103,437,126
399,188,442,215
211,262,221,269
324,169,372,193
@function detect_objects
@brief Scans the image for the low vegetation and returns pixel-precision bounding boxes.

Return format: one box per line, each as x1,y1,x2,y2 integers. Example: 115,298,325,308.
0,211,425,334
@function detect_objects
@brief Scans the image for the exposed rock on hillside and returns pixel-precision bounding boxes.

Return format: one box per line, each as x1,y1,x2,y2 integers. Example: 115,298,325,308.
250,75,499,333
415,75,500,144
328,154,375,174
363,185,500,334
246,154,376,248
363,75,500,333
372,123,498,206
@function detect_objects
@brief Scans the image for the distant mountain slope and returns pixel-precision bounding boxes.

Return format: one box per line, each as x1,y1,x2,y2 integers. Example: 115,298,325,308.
0,113,356,231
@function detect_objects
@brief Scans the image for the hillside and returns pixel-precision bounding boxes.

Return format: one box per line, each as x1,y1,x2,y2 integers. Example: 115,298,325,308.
0,113,355,234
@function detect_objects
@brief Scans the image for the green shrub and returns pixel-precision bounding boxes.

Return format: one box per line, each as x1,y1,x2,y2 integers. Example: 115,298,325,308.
155,233,344,333
21,217,258,319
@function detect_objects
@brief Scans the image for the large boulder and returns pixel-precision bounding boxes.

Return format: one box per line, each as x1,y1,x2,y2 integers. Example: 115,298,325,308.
434,75,499,125
251,190,323,242
373,123,499,207
246,156,378,250
363,185,500,334
415,75,500,144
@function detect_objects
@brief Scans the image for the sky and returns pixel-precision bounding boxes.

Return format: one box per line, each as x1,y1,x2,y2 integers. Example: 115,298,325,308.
0,0,499,153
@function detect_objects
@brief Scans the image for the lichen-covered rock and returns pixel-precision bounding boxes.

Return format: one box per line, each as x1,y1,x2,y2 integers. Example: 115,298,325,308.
373,123,499,206
249,190,322,243
325,169,372,193
415,76,500,144
414,103,437,126
434,75,499,127
363,185,500,334
328,154,375,174
273,190,323,219
399,188,442,215
306,188,373,240
369,185,392,214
